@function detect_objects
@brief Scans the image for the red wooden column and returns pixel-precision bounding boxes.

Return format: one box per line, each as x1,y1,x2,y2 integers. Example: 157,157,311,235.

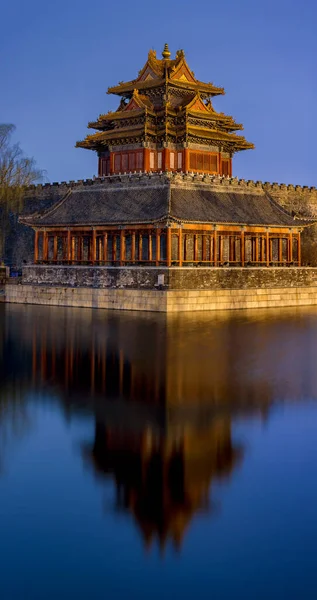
298,233,301,266
202,234,207,263
184,148,189,172
266,231,270,266
166,228,172,266
149,234,153,262
255,235,259,264
77,236,81,262
43,231,48,262
67,229,71,263
178,228,183,266
214,230,217,266
112,234,117,262
53,235,58,262
156,230,161,265
120,230,125,265
139,234,143,261
103,233,108,262
229,236,235,263
144,148,150,172
194,234,198,263
219,235,223,264
278,236,283,264
261,237,265,264
92,230,96,263
241,231,245,267
289,232,293,263
34,230,39,263
131,232,136,263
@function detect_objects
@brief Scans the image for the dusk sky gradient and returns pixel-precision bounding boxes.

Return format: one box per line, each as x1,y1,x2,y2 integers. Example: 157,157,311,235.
1,0,316,185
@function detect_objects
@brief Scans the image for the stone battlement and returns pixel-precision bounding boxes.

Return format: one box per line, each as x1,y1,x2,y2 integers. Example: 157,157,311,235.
26,172,317,194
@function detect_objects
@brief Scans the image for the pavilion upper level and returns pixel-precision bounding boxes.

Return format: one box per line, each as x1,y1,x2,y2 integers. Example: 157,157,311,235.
76,45,254,178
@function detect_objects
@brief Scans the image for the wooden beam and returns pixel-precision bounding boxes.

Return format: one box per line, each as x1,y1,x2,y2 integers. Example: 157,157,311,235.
214,230,217,266
266,232,269,266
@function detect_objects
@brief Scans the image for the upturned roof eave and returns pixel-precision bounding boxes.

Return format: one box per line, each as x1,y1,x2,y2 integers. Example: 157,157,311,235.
20,215,171,228
107,78,224,97
188,125,253,145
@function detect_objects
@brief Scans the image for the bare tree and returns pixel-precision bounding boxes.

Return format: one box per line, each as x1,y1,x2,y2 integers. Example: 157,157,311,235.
0,124,45,260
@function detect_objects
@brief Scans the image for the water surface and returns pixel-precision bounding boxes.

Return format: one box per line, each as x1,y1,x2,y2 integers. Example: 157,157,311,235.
1,304,317,599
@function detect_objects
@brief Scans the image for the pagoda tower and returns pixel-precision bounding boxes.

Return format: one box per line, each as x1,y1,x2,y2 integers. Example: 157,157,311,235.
76,44,254,177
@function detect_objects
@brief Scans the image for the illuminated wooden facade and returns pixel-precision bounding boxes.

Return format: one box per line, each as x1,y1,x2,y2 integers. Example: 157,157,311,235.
24,174,304,267
76,44,254,177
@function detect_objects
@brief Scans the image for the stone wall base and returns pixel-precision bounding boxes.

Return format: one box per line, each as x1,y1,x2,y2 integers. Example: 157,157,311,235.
5,284,317,312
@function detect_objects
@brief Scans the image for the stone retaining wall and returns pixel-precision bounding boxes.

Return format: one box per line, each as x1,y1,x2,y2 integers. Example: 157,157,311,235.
5,283,317,313
22,265,317,290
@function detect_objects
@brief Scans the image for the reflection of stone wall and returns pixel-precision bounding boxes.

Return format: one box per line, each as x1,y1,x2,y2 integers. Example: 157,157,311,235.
0,267,7,284
21,264,317,290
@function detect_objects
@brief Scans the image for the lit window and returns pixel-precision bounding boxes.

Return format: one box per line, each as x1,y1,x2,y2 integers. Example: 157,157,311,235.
170,152,175,169
158,152,162,169
150,152,155,170
177,152,182,169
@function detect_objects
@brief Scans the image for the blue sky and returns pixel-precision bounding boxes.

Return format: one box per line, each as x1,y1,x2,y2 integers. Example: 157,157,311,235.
1,0,316,185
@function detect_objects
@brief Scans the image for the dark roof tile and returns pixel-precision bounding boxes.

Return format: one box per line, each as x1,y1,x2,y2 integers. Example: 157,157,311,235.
20,179,304,228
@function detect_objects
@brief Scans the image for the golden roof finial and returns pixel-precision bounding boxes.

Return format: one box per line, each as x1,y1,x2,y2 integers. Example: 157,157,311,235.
162,43,171,60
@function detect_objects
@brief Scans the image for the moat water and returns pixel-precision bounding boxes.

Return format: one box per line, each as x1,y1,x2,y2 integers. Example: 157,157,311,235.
1,304,317,600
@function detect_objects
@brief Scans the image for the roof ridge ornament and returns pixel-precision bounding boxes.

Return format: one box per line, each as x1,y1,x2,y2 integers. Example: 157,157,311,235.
162,43,171,60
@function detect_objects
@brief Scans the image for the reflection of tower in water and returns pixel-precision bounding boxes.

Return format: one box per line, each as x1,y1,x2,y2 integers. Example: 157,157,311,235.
83,416,242,551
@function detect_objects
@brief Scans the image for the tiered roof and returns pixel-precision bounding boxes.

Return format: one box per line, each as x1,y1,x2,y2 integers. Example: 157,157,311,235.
76,45,254,154
21,174,303,229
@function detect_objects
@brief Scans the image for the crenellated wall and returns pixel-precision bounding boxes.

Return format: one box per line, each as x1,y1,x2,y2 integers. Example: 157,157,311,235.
3,172,317,267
